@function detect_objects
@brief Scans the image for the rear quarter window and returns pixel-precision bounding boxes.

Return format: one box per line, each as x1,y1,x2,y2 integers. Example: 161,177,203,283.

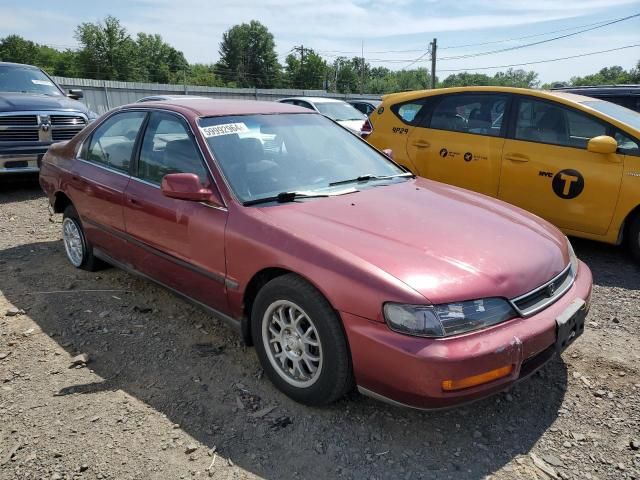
390,100,427,125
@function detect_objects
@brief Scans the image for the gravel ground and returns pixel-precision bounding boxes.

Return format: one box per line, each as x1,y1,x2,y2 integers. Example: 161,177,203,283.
1,176,639,480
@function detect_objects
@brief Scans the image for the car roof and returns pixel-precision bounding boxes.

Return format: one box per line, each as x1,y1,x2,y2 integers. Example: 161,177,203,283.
551,85,640,96
121,98,312,117
279,97,345,103
380,86,597,105
137,95,208,102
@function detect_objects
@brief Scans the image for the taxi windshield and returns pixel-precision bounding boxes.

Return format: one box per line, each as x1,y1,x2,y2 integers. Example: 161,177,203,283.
199,113,405,204
582,100,640,131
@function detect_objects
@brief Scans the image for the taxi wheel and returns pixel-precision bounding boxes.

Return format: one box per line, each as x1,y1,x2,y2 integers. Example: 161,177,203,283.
251,274,354,406
628,213,640,261
62,205,105,271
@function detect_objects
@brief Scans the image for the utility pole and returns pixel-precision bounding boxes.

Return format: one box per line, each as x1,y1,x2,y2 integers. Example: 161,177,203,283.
293,45,305,88
430,38,437,89
360,40,364,95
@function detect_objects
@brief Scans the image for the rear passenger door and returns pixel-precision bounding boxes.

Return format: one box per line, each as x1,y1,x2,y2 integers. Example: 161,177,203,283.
406,93,509,197
123,111,228,311
72,111,147,260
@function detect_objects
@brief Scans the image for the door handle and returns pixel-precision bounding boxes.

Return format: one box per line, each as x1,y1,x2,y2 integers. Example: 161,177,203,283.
504,153,530,163
412,140,431,148
127,197,145,209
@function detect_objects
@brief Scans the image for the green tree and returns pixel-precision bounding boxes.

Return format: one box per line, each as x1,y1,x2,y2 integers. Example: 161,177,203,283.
284,47,328,89
440,72,492,88
135,33,188,84
570,65,632,86
491,68,539,88
74,15,141,81
184,63,225,87
216,20,280,88
0,35,40,64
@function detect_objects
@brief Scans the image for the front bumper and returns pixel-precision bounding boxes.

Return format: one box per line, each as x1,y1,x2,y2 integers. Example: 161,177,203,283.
343,260,593,409
0,144,50,174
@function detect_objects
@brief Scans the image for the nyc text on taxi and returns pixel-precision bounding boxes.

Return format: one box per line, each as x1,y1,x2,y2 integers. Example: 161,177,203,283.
40,98,592,409
367,87,640,259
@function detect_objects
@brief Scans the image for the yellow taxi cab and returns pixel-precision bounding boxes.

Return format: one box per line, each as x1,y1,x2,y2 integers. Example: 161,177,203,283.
367,86,640,259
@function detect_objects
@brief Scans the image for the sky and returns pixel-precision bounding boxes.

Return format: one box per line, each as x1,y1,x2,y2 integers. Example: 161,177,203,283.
0,0,639,83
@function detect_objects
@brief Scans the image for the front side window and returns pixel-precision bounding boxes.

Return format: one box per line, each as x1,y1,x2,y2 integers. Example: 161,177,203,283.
86,112,146,172
199,113,406,203
429,94,507,137
515,98,606,148
137,112,209,185
615,131,640,156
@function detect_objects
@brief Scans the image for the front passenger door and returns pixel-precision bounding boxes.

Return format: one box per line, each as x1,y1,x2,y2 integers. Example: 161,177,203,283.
499,96,623,235
123,111,228,311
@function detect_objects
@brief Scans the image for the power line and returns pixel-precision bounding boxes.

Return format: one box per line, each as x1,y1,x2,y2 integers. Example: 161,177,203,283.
437,43,640,72
438,12,640,61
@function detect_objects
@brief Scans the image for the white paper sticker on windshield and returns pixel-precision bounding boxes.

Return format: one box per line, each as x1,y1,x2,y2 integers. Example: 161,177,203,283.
200,122,249,138
31,79,54,86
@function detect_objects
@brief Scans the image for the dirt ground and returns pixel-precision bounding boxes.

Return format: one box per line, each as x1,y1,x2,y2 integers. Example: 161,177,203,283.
1,175,639,480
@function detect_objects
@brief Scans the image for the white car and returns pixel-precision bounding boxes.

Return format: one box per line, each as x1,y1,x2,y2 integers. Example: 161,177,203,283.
277,97,370,136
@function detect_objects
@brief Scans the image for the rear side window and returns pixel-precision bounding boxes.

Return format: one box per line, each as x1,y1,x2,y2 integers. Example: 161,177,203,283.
137,112,209,185
515,98,606,149
86,112,146,173
429,94,507,137
391,100,426,124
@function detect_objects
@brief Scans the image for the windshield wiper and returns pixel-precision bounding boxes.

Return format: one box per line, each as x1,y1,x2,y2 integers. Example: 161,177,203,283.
329,172,414,187
243,191,331,206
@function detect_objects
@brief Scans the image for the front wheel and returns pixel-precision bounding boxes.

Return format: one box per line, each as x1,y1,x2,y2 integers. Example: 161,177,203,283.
627,212,640,261
251,274,353,406
62,205,104,271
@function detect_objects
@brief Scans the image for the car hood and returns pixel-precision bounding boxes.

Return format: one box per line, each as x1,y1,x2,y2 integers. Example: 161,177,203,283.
0,92,89,114
258,177,569,304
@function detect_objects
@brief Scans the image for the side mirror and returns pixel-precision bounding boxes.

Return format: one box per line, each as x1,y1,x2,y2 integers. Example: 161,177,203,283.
587,135,618,155
161,173,218,203
382,148,394,159
67,89,84,100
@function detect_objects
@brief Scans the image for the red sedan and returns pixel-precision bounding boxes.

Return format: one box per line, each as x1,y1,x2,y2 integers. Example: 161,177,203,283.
39,99,592,409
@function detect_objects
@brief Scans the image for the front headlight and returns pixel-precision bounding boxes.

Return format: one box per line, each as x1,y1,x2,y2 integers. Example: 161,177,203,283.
384,298,517,338
567,238,578,274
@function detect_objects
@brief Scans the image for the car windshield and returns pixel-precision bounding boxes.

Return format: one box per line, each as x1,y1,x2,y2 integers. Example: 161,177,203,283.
199,113,406,204
315,102,366,121
582,100,640,131
0,65,62,96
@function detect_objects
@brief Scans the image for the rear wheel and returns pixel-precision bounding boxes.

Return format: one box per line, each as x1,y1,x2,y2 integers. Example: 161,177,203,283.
627,212,640,261
62,205,104,271
251,274,353,405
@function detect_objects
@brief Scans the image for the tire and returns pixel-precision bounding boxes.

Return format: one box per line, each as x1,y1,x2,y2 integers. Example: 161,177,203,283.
251,274,353,406
628,212,640,262
62,205,104,271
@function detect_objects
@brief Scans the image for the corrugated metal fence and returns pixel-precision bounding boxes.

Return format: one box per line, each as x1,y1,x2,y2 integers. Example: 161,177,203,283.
51,76,382,114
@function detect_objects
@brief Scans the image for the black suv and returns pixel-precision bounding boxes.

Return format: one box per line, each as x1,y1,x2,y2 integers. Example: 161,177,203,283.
551,85,640,113
0,62,97,174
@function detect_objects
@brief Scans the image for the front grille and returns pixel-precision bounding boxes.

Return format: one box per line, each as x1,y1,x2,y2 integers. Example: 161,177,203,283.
511,264,575,316
0,130,40,142
0,115,38,126
51,115,87,126
52,127,83,141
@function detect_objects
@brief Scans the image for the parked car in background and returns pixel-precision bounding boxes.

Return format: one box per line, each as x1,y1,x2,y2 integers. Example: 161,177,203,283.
136,94,209,103
348,99,381,116
277,96,371,136
0,62,97,174
367,86,640,260
551,85,640,113
40,98,592,409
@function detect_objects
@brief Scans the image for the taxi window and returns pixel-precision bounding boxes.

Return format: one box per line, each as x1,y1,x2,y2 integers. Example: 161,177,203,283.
515,98,606,149
615,131,640,156
391,100,426,124
429,94,507,137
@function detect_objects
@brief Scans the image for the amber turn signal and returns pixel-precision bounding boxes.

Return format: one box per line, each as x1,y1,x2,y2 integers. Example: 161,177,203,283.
441,365,513,392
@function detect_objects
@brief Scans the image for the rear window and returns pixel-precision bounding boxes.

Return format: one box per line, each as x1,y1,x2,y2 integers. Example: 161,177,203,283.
391,100,426,124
